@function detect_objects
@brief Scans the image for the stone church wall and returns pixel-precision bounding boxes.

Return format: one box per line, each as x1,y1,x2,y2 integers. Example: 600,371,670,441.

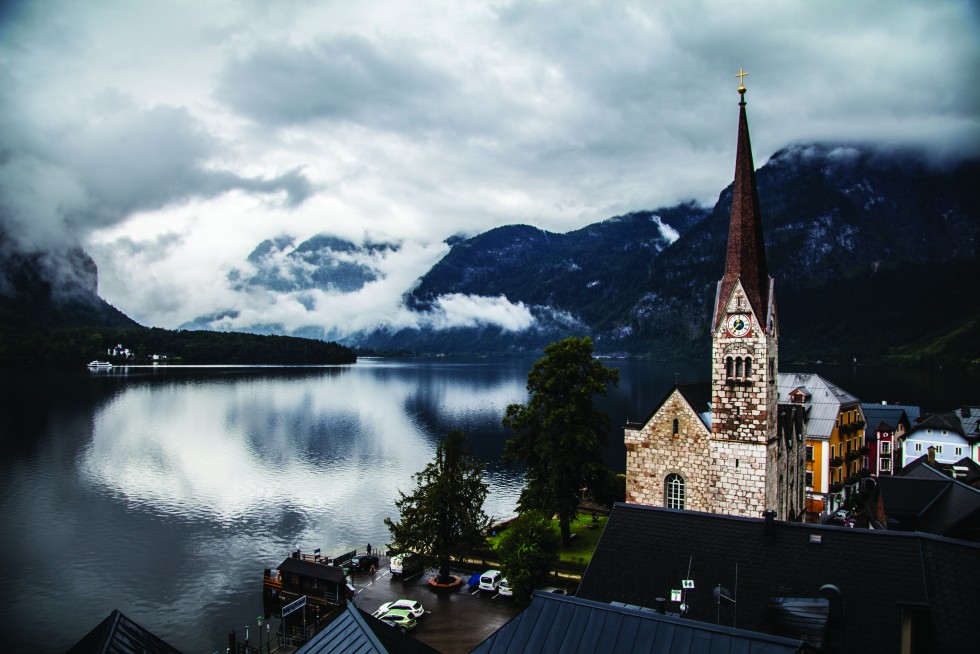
625,390,713,511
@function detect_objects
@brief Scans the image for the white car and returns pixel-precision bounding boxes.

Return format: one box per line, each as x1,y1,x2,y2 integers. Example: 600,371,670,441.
372,599,425,619
498,577,513,596
479,569,502,592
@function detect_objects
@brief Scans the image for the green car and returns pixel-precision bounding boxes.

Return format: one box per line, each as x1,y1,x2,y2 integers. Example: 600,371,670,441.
378,608,417,633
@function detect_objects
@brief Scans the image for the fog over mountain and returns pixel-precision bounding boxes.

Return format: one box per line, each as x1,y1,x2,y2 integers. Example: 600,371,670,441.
1,1,977,348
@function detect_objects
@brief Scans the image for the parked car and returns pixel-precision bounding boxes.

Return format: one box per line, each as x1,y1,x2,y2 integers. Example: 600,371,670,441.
479,569,502,592
832,509,853,524
377,608,417,633
538,586,567,595
372,599,425,619
389,552,425,578
498,578,513,597
348,554,380,572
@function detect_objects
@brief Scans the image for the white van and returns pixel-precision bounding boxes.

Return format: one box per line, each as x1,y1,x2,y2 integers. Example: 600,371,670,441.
389,553,424,578
479,569,502,592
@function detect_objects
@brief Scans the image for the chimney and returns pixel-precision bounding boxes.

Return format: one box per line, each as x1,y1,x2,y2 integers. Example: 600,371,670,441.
764,509,776,541
927,445,936,464
655,597,667,614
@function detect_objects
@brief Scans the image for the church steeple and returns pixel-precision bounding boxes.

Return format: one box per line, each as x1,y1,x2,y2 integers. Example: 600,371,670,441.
714,79,771,331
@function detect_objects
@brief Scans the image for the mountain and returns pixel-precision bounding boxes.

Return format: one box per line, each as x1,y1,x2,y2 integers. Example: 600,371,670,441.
0,229,140,334
353,144,980,363
0,229,356,368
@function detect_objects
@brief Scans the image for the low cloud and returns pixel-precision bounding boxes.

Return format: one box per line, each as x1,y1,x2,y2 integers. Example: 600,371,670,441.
421,294,536,332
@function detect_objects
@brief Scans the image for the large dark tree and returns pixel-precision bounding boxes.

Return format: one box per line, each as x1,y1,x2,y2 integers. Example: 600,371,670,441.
385,429,490,584
503,336,619,545
495,510,560,599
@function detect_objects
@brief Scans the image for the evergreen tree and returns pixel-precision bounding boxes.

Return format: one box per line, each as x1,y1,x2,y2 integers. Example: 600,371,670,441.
385,429,490,584
495,510,560,599
503,336,619,545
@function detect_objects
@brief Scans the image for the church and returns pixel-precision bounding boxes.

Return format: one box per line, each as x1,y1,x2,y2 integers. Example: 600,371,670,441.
625,75,806,520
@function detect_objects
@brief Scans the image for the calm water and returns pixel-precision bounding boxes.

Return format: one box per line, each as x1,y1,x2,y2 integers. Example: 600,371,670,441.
0,357,976,653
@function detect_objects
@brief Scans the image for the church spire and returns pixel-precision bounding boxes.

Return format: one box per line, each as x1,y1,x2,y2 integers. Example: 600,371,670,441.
715,72,770,331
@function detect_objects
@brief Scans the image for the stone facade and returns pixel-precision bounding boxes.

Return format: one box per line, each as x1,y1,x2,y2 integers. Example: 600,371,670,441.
625,387,713,510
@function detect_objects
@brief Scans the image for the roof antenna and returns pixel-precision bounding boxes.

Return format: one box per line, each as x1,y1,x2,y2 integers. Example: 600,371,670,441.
674,372,679,385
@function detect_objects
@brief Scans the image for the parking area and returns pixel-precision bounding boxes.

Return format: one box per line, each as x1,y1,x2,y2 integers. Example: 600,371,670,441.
347,562,523,654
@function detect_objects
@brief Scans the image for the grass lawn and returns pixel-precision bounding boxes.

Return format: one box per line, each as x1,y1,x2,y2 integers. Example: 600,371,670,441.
488,512,607,568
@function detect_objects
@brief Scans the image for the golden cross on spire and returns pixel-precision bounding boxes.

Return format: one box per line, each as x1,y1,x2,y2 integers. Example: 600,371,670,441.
735,66,749,94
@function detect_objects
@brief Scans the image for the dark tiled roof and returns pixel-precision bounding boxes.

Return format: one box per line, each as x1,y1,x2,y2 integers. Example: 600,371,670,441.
860,404,912,432
886,459,980,539
295,603,438,654
470,591,806,654
577,503,980,653
625,382,711,431
715,95,771,331
66,609,182,654
912,412,967,439
278,557,348,583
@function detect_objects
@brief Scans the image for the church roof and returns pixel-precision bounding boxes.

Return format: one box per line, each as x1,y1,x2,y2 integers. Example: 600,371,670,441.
715,89,771,331
625,382,712,432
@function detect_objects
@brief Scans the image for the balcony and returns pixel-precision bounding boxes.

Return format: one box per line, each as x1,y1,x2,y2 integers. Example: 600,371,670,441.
830,456,844,467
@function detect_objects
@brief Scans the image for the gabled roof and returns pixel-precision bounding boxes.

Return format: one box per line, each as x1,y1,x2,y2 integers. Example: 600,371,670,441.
715,90,771,332
777,373,860,440
295,603,438,654
66,609,182,654
577,503,980,653
625,382,712,432
278,557,348,583
860,403,913,433
885,457,980,539
911,412,967,438
470,591,806,654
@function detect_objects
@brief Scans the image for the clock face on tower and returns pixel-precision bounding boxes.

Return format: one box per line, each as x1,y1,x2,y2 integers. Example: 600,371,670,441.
726,313,751,337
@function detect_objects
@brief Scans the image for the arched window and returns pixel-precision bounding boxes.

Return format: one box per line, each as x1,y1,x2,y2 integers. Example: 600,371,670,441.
726,357,734,378
744,357,752,378
672,418,679,437
735,357,743,377
665,473,686,510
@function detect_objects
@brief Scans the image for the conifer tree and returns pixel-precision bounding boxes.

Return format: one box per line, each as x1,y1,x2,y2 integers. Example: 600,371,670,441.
503,336,619,545
385,429,490,584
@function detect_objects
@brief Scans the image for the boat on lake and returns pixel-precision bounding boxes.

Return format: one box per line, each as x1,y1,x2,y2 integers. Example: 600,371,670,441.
87,361,113,369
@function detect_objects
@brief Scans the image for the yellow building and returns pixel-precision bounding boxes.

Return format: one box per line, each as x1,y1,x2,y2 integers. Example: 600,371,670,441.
779,373,865,517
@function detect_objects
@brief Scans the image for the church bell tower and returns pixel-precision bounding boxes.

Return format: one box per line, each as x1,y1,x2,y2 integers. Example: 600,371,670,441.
708,71,780,517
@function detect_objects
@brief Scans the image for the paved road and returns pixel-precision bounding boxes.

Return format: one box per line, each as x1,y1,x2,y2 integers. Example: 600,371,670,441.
348,563,522,654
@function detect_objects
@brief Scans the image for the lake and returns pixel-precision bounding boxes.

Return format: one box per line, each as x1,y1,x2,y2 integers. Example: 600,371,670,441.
1,357,976,653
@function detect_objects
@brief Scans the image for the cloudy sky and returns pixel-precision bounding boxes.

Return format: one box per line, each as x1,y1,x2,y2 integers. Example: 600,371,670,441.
1,0,977,337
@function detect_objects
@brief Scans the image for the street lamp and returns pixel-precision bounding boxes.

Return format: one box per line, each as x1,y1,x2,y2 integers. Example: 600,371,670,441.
257,616,265,653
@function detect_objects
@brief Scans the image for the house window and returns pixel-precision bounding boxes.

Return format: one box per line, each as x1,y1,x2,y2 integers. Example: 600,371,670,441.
880,441,892,455
880,458,892,472
806,445,814,462
955,446,963,456
672,418,679,437
805,471,813,488
726,357,734,377
735,357,743,377
665,474,686,510
914,443,922,452
744,357,752,377
936,445,943,454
